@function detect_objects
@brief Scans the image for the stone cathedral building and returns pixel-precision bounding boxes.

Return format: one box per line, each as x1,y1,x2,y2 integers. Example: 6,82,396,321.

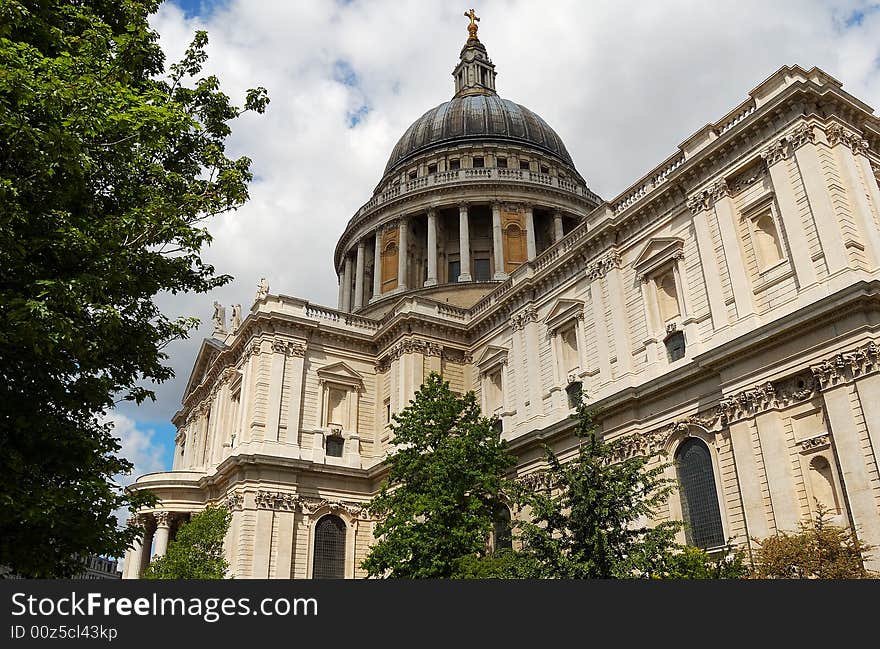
124,16,880,578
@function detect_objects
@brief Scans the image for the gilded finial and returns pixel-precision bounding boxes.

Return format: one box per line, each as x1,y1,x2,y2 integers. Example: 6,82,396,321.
464,8,480,41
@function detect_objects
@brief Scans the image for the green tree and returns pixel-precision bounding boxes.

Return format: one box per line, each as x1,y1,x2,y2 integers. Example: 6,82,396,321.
362,372,517,578
752,505,875,579
0,0,268,576
651,542,750,579
515,399,684,578
143,506,231,579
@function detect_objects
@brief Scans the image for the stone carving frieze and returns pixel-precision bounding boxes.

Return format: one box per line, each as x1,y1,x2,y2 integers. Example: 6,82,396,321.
223,492,244,511
761,138,788,166
441,347,473,365
798,433,831,452
810,341,879,390
255,490,298,510
296,496,370,519
788,123,816,150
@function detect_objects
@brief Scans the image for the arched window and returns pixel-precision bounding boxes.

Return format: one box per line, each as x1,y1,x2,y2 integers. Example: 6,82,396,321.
313,515,346,579
675,438,724,549
493,504,512,551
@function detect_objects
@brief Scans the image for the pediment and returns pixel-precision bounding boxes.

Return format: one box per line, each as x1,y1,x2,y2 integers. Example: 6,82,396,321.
543,298,584,332
475,345,509,370
317,361,364,387
182,338,227,400
633,237,684,275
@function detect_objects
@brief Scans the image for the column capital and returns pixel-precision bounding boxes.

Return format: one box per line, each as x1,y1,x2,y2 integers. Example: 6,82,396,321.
426,207,437,218
458,201,469,212
154,511,172,528
356,239,366,250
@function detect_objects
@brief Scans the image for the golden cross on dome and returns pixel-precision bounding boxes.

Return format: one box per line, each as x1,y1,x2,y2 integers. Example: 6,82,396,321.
464,8,480,40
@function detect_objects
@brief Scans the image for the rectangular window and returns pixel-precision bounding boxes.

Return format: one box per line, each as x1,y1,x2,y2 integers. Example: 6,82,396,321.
519,160,530,171
448,259,461,282
408,170,417,180
474,258,491,281
384,398,391,425
560,325,579,374
497,157,507,169
486,369,503,414
428,163,438,174
449,159,461,171
472,156,484,168
326,387,348,427
540,164,550,174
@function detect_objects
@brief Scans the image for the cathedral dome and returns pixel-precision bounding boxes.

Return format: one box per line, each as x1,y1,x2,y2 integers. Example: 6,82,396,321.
383,95,575,176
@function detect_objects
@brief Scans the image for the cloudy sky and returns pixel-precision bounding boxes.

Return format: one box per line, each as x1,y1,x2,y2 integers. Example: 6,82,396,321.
114,0,880,481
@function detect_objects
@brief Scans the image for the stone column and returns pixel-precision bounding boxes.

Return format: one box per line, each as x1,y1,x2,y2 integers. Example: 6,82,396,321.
791,127,849,275
458,203,472,281
821,380,880,571
492,202,506,279
764,148,819,290
425,209,438,287
832,133,880,268
372,233,382,301
691,199,729,331
553,210,564,243
525,205,537,260
337,274,344,310
754,410,800,532
589,273,612,384
398,217,409,290
727,420,771,542
605,256,632,378
139,525,155,576
712,183,756,320
342,255,353,312
354,240,365,310
123,520,145,579
153,512,172,558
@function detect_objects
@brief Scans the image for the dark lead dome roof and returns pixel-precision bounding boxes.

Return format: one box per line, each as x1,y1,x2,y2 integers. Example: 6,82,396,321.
383,94,575,176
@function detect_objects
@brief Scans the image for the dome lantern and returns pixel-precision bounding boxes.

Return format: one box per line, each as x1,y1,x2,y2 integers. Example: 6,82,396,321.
453,9,497,98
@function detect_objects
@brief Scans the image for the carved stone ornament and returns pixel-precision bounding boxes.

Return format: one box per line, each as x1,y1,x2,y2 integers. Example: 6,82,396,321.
271,339,307,357
789,123,816,150
761,137,788,166
376,338,443,371
223,492,244,511
511,305,539,331
810,341,879,390
255,490,298,510
799,433,830,452
824,123,869,155
154,511,172,527
585,250,621,281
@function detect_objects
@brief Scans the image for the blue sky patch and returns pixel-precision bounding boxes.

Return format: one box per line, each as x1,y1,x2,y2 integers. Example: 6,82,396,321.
347,105,371,127
170,0,227,20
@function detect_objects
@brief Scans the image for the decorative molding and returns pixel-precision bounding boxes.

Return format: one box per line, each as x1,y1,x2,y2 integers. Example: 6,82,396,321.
441,347,473,365
255,490,298,510
511,305,539,331
825,123,870,156
799,433,831,452
585,250,621,281
761,137,788,166
296,496,370,519
271,338,307,357
223,491,244,511
376,338,444,371
154,511,172,527
810,341,879,390
789,123,816,150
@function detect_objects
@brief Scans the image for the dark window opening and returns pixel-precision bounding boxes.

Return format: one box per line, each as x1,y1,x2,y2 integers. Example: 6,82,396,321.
408,170,417,180
326,435,344,457
449,159,461,171
497,157,507,169
313,515,346,579
428,163,437,174
566,381,583,409
474,258,491,281
540,164,550,174
665,330,686,362
472,156,484,168
519,160,530,171
676,438,724,549
492,418,503,437
448,259,461,282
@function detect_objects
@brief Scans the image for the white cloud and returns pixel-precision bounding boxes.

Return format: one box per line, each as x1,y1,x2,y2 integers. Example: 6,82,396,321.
103,411,167,487
119,0,880,427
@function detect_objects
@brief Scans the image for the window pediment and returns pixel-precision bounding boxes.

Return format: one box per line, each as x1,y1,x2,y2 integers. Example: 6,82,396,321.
634,237,685,280
475,345,508,374
317,362,364,390
543,298,584,334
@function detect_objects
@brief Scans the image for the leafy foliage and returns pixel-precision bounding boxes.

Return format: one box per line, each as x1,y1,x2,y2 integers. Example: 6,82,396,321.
361,372,517,578
514,399,684,578
651,542,750,579
143,506,231,579
0,0,268,576
752,505,875,579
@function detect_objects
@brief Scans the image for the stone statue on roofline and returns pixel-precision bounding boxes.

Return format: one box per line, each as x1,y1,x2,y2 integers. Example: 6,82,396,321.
230,304,242,333
212,301,226,336
255,277,269,302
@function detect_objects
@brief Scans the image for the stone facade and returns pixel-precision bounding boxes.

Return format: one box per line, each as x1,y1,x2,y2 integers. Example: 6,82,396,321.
126,24,880,577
